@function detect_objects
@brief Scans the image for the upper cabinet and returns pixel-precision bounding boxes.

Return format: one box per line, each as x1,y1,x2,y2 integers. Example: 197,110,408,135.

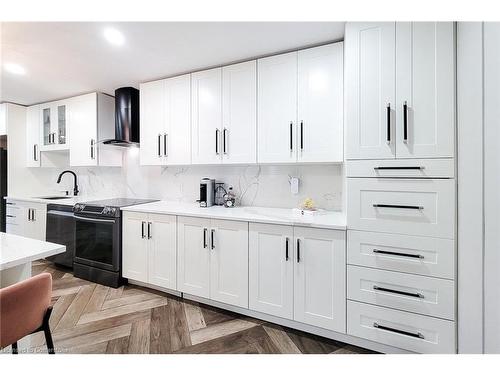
345,22,455,160
0,104,6,135
140,74,191,166
68,92,122,167
258,44,344,164
40,100,69,151
26,105,41,167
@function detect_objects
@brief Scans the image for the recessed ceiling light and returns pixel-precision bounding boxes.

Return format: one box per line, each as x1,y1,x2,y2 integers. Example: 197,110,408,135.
4,62,26,75
103,27,125,46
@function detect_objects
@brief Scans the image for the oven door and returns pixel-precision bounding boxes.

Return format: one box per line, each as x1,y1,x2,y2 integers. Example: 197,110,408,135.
74,214,121,272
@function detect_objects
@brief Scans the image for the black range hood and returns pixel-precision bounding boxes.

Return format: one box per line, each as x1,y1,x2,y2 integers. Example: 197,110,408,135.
103,87,140,147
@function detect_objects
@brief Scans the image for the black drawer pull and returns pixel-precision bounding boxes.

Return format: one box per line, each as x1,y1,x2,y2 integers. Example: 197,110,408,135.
373,204,423,210
374,166,423,170
373,323,424,339
373,285,424,299
373,249,424,259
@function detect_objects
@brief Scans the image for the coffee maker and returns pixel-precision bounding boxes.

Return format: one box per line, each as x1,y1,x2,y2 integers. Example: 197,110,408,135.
199,178,215,207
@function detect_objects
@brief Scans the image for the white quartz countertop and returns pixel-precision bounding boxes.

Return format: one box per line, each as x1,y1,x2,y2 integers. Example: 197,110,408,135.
0,233,66,271
122,201,346,230
5,195,113,206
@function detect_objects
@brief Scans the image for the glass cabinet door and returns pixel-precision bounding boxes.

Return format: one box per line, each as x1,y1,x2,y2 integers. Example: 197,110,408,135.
57,105,66,145
43,107,51,145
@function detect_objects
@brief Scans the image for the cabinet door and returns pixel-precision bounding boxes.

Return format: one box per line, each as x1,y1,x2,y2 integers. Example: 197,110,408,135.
26,105,41,167
177,216,211,298
148,214,177,290
396,22,455,158
209,219,248,308
294,227,346,332
56,102,67,146
345,22,396,159
40,104,53,149
257,52,298,163
0,104,5,135
140,80,165,166
68,94,98,166
249,223,293,319
27,206,47,241
122,212,149,283
298,43,344,163
164,74,191,165
191,68,223,165
222,61,257,164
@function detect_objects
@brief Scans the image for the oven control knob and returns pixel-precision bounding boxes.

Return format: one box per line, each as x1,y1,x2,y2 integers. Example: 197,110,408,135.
110,207,117,215
103,207,110,215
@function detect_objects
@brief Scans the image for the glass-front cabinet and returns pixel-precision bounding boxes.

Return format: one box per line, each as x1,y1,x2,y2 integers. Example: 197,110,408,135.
40,100,69,151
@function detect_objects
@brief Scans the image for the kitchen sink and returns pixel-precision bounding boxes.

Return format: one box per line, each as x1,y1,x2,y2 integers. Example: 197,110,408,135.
35,196,71,200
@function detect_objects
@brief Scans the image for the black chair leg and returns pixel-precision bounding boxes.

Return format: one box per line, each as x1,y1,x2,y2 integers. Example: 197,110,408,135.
11,342,18,354
42,306,55,354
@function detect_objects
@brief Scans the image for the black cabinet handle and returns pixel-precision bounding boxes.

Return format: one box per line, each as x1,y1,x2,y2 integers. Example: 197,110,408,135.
223,128,228,154
6,214,15,218
296,238,300,263
203,228,208,248
373,323,424,339
300,121,304,150
386,104,391,144
403,101,408,143
90,139,95,160
164,133,168,157
211,229,215,250
141,221,146,239
215,129,220,155
27,209,31,221
147,222,152,239
373,204,423,210
285,237,289,261
374,166,423,170
289,122,293,151
158,134,162,157
373,249,424,259
373,285,424,299
33,144,37,161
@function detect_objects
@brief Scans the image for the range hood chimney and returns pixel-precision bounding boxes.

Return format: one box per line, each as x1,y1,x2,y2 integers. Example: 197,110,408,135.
103,87,140,147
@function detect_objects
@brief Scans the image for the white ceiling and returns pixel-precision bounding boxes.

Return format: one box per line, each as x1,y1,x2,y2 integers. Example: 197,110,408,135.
0,22,345,106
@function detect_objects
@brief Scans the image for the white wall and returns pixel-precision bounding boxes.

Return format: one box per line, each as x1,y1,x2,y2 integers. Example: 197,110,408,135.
7,110,344,210
457,21,500,354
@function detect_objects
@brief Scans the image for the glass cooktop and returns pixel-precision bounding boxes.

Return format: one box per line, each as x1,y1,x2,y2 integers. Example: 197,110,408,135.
81,198,158,208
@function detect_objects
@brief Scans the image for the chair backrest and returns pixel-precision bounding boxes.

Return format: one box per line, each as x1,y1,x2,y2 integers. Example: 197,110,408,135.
0,272,52,348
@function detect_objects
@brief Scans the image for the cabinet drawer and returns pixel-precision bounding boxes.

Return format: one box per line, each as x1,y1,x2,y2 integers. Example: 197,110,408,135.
348,265,454,320
347,300,455,353
347,178,455,238
346,159,455,178
347,230,454,279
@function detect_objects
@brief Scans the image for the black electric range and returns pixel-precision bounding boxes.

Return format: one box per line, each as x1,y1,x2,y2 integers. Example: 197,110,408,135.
73,198,158,288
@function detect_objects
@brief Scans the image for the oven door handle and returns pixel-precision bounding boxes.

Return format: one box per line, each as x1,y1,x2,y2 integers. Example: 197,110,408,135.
75,215,117,224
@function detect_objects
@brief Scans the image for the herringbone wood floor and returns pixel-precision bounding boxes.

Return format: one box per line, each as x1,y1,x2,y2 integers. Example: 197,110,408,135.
27,261,375,354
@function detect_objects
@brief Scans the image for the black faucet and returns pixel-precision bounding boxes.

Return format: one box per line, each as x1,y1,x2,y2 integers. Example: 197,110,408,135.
57,170,79,196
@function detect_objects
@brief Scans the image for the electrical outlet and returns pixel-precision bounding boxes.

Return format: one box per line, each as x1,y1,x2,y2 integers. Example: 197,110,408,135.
290,177,299,195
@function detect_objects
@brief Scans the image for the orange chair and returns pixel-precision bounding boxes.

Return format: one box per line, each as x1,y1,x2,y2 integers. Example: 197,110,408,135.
0,273,54,354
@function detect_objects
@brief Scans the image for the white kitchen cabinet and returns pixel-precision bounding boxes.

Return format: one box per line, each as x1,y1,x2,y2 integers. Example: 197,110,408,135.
177,216,249,308
210,219,249,308
122,211,177,289
395,22,455,158
0,104,6,135
140,79,165,166
345,22,396,160
40,100,69,151
26,105,41,167
191,68,223,164
68,92,122,167
249,223,294,319
5,200,46,241
221,61,257,164
297,43,344,163
122,211,149,283
345,22,455,160
294,226,346,332
148,213,177,290
257,52,298,163
177,216,211,298
140,75,191,166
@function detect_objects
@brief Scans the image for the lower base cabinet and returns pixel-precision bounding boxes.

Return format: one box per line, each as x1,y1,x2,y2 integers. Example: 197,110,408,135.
6,200,46,240
122,211,177,290
249,223,346,333
177,216,249,308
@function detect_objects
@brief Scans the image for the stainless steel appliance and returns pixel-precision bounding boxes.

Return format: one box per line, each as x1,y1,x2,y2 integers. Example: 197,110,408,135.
73,198,157,287
199,178,215,207
46,204,75,268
